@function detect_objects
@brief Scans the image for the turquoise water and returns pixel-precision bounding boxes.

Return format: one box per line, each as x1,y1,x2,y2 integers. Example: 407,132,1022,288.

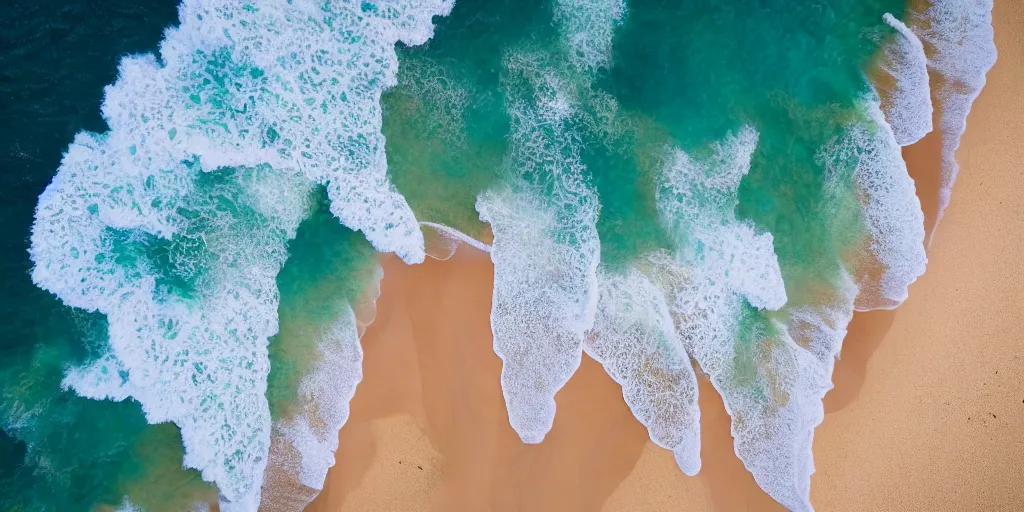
2,0,996,510
384,7,921,507
0,3,214,510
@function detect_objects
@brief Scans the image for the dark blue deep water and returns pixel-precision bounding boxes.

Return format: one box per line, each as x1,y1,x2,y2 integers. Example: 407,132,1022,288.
0,3,218,510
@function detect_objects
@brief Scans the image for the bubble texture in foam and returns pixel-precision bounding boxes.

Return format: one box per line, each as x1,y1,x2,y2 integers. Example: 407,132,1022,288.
879,13,933,147
116,499,143,512
911,0,996,233
655,128,852,510
553,0,626,71
29,0,453,507
659,127,788,312
477,50,600,444
585,260,701,476
820,97,927,309
716,273,857,512
39,161,309,509
650,106,924,510
262,298,369,509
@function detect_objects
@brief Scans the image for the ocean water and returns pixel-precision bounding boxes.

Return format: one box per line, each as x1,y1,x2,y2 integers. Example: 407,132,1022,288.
0,1,994,511
0,3,215,511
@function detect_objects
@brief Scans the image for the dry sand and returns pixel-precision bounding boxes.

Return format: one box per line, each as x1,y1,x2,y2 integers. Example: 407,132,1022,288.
307,2,1024,510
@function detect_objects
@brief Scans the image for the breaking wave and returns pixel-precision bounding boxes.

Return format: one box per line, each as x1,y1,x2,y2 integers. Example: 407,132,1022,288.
29,1,451,508
910,0,997,236
12,0,995,511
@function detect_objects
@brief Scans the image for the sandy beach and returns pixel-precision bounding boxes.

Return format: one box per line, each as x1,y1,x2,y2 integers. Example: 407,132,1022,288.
306,1,1024,510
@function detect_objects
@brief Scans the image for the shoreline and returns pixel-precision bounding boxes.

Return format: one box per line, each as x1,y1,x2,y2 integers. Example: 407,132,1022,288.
810,0,1024,508
306,1,1024,510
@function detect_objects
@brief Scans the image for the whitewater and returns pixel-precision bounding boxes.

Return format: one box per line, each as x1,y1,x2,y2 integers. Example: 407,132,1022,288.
23,0,996,511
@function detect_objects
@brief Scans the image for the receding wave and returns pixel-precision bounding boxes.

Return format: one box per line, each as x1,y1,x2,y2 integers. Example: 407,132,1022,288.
478,48,602,443
910,0,997,235
878,12,933,146
9,0,995,511
587,256,702,476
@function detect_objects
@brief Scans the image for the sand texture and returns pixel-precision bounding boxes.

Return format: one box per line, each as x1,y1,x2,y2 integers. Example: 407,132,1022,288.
306,1,1024,510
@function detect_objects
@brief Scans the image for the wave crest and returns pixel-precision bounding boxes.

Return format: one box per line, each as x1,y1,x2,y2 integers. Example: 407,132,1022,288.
30,0,453,507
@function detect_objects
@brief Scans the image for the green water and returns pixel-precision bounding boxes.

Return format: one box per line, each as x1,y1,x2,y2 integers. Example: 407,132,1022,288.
0,3,382,509
386,0,902,274
382,4,908,506
267,188,380,421
1,0,915,510
0,2,215,510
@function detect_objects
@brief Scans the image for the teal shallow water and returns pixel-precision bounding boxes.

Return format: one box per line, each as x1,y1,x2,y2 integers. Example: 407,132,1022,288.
0,0,994,510
386,0,903,270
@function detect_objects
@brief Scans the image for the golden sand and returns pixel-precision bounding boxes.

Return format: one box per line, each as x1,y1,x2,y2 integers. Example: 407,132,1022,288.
307,1,1024,509
809,2,1024,508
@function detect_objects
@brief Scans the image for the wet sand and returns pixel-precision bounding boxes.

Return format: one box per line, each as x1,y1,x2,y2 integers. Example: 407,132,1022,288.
307,248,656,512
307,1,1024,510
809,1,1024,509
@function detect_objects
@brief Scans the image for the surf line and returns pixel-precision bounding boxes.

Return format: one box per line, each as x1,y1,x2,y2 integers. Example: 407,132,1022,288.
420,221,494,253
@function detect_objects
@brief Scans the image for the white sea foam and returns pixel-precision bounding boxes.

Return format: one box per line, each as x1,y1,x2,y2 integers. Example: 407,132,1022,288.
477,49,601,443
420,221,493,259
879,13,933,146
651,105,924,510
261,293,374,510
911,0,996,235
658,127,788,312
116,499,142,512
553,0,626,71
819,97,927,309
45,164,310,510
30,1,453,508
295,270,380,486
655,127,853,510
585,260,701,476
724,96,927,510
717,274,857,512
259,264,384,512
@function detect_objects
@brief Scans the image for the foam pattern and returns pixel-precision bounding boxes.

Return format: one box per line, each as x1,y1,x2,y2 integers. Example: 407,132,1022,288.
911,0,996,233
718,274,857,512
585,260,701,476
477,49,601,443
29,0,453,507
262,298,372,510
655,128,845,510
651,109,925,509
879,13,933,147
658,127,788,312
40,162,309,509
819,97,927,309
553,0,627,71
420,221,493,259
116,499,142,512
